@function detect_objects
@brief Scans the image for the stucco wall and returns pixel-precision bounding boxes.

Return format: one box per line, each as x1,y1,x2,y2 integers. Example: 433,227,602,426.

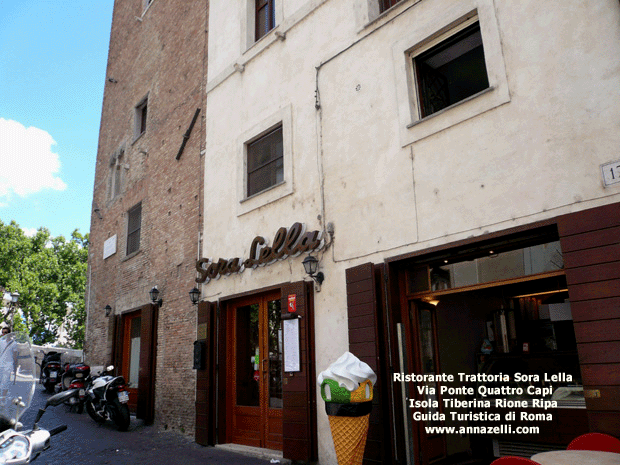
204,0,620,462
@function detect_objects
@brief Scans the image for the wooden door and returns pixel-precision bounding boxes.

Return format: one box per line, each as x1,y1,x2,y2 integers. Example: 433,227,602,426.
226,291,283,450
121,311,141,413
407,301,446,464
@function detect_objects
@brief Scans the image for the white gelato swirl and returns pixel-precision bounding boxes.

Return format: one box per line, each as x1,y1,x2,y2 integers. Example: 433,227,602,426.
317,351,377,391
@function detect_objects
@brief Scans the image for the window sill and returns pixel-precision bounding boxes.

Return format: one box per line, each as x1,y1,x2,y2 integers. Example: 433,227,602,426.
238,181,293,217
241,181,286,204
407,86,495,129
122,249,141,262
131,131,146,145
361,0,420,35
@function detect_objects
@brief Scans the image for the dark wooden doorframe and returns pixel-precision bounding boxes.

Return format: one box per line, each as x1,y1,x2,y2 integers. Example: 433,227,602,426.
225,290,283,450
121,310,141,413
398,293,447,465
213,281,318,461
112,303,157,424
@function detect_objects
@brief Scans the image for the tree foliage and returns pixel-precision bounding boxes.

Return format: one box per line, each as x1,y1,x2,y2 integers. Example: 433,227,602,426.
0,220,88,348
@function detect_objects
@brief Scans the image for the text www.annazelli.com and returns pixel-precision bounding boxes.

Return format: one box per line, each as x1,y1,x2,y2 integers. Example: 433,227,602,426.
425,425,540,435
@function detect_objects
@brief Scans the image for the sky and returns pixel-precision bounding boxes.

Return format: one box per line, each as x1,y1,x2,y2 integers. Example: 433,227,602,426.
0,1,114,239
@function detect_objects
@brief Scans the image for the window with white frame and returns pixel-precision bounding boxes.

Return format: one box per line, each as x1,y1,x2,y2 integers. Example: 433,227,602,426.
134,96,148,139
246,125,283,197
126,203,142,255
411,20,489,118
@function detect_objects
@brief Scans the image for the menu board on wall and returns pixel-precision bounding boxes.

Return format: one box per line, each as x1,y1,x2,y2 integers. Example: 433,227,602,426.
283,318,300,372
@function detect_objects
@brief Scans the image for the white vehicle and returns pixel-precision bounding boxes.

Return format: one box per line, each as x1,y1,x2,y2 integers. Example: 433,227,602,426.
0,332,68,464
84,365,130,431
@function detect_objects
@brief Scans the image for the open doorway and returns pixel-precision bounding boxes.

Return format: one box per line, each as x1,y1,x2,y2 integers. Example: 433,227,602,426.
397,236,587,464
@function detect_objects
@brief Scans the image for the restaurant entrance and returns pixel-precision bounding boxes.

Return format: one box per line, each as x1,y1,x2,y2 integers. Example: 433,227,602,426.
396,227,586,463
225,291,283,450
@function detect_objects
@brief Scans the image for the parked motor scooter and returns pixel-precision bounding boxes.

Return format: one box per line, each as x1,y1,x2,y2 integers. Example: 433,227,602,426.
84,365,130,431
39,351,62,393
54,362,90,413
0,332,68,463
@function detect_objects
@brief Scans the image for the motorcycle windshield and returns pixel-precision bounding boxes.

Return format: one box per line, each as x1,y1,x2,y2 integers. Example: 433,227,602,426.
0,333,35,426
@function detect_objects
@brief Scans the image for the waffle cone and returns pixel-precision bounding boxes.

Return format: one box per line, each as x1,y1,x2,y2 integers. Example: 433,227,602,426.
328,414,370,465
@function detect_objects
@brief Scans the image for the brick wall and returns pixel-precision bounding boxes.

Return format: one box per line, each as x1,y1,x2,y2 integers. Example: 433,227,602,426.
85,0,208,436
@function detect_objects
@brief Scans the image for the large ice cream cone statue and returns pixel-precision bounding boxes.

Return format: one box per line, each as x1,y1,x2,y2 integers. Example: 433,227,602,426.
318,352,377,465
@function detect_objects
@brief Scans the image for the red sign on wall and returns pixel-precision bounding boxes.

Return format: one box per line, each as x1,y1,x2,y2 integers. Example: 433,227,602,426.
288,294,297,313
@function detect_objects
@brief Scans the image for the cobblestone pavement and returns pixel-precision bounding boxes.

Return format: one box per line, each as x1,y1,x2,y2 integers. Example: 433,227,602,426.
17,387,282,465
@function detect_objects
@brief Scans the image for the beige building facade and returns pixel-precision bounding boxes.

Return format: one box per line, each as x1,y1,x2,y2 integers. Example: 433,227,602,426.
199,0,620,463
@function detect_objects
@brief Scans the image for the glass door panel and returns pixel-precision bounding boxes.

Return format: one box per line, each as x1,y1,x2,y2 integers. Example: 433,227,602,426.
128,316,141,388
236,304,260,407
408,300,446,464
267,299,282,408
228,292,282,450
419,308,439,426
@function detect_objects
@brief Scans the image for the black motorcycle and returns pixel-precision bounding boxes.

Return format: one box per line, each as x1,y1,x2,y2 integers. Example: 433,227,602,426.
84,365,130,431
39,351,62,393
55,362,91,413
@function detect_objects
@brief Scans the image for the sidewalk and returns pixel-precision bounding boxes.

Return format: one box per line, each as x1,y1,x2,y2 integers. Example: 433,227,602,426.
23,387,292,465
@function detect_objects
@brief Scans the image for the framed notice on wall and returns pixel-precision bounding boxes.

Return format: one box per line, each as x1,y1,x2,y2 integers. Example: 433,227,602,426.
103,235,117,259
283,318,300,372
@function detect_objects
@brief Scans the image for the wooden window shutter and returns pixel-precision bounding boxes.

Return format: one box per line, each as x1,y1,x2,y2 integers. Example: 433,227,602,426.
195,300,217,446
280,281,318,462
137,303,158,423
557,204,620,437
345,262,387,464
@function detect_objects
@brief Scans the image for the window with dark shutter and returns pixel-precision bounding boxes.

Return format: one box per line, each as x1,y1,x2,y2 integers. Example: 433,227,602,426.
255,0,275,41
135,97,148,139
247,126,283,197
380,0,402,13
126,203,142,255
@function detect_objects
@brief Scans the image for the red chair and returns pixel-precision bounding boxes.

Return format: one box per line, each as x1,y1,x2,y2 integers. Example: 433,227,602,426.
567,432,620,454
490,457,539,464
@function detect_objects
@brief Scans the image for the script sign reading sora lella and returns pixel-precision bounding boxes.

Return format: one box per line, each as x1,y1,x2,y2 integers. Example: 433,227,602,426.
195,222,324,284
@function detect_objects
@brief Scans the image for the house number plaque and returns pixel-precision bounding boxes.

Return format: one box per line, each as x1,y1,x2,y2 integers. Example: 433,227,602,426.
601,159,620,187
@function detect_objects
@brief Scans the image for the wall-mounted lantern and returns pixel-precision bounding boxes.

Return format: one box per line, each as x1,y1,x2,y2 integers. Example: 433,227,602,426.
189,287,200,305
149,286,163,307
302,255,324,287
104,305,112,317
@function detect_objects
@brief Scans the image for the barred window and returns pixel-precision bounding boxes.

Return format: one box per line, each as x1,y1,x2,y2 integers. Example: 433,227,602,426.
412,21,489,118
126,203,142,255
247,126,283,197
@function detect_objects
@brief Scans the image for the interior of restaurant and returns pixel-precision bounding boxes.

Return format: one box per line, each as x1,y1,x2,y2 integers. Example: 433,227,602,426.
402,238,585,463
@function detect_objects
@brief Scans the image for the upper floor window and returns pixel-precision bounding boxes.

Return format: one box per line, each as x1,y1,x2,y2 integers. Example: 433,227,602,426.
246,125,283,197
412,21,489,118
134,96,148,139
255,0,275,41
380,0,402,13
126,203,142,255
